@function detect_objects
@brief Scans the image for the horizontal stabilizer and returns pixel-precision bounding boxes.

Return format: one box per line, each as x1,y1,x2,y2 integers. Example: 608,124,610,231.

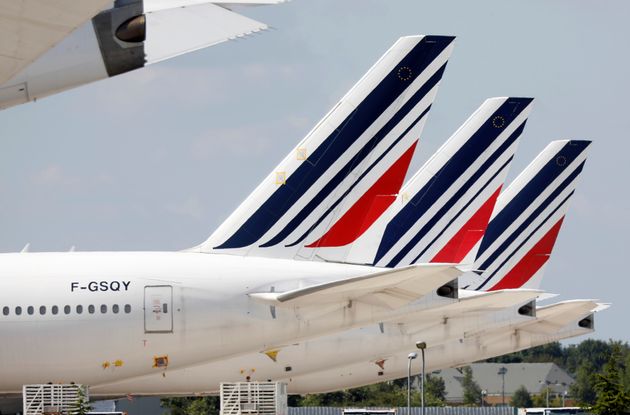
250,264,461,309
444,288,542,314
520,299,599,333
399,289,541,334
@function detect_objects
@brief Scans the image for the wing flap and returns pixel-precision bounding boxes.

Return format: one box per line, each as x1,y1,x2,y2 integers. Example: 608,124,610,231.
144,2,269,64
250,264,460,309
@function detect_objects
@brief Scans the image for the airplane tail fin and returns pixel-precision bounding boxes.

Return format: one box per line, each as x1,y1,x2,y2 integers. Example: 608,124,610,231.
464,140,591,291
192,35,456,258
339,97,533,267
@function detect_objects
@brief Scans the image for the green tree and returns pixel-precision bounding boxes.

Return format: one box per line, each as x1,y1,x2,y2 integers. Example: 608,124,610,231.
511,385,533,408
532,392,546,408
571,361,597,405
70,386,92,415
425,374,447,406
160,396,219,415
565,340,613,375
461,367,482,406
592,344,630,415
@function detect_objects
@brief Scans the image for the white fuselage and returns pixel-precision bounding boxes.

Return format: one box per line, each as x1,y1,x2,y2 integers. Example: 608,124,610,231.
0,251,393,393
89,300,533,396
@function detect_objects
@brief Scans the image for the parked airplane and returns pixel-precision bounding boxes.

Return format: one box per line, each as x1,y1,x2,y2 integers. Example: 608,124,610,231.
88,138,596,396
0,36,461,397
0,30,604,410
276,139,600,392
282,300,605,393
0,0,286,109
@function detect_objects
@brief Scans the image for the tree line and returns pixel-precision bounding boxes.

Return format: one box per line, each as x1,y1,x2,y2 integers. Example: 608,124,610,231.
161,339,630,414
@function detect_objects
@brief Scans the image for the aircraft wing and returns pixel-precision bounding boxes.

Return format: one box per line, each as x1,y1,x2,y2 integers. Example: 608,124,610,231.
250,264,461,309
0,0,111,84
144,1,281,64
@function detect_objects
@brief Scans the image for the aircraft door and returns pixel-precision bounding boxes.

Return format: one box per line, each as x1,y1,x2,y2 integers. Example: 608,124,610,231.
144,285,173,333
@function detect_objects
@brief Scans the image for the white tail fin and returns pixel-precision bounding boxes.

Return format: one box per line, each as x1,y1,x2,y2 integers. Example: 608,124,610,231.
462,140,591,291
332,97,533,266
191,35,456,259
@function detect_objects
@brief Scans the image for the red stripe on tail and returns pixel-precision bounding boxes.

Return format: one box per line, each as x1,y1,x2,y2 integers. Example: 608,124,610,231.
431,186,503,263
306,141,418,248
488,217,565,291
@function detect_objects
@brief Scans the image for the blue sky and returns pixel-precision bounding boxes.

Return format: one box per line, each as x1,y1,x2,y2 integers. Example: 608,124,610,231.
0,0,628,341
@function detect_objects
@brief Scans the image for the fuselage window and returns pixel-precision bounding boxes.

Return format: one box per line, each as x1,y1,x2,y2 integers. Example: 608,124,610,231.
52,306,59,315
64,305,71,315
76,305,83,314
100,304,107,314
39,306,46,315
124,304,131,314
88,305,95,314
15,306,22,316
112,304,119,314
27,306,34,315
2,306,8,316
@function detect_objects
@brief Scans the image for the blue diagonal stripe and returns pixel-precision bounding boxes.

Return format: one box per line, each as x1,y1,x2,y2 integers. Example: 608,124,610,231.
475,141,590,262
374,98,533,265
215,36,455,249
386,120,525,267
475,189,576,290
475,159,586,276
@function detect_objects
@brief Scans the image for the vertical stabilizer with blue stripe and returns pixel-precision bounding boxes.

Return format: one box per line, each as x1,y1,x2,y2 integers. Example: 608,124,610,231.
191,35,455,259
341,97,533,267
461,140,591,291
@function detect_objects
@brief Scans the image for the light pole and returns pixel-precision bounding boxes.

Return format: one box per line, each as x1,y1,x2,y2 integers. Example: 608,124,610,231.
407,352,418,415
546,387,550,407
540,380,559,407
481,390,487,407
416,342,427,415
562,391,567,407
498,367,508,406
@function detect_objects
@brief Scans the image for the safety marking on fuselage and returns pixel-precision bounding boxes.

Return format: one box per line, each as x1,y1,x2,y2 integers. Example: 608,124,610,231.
263,349,280,362
102,359,124,369
153,355,169,368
